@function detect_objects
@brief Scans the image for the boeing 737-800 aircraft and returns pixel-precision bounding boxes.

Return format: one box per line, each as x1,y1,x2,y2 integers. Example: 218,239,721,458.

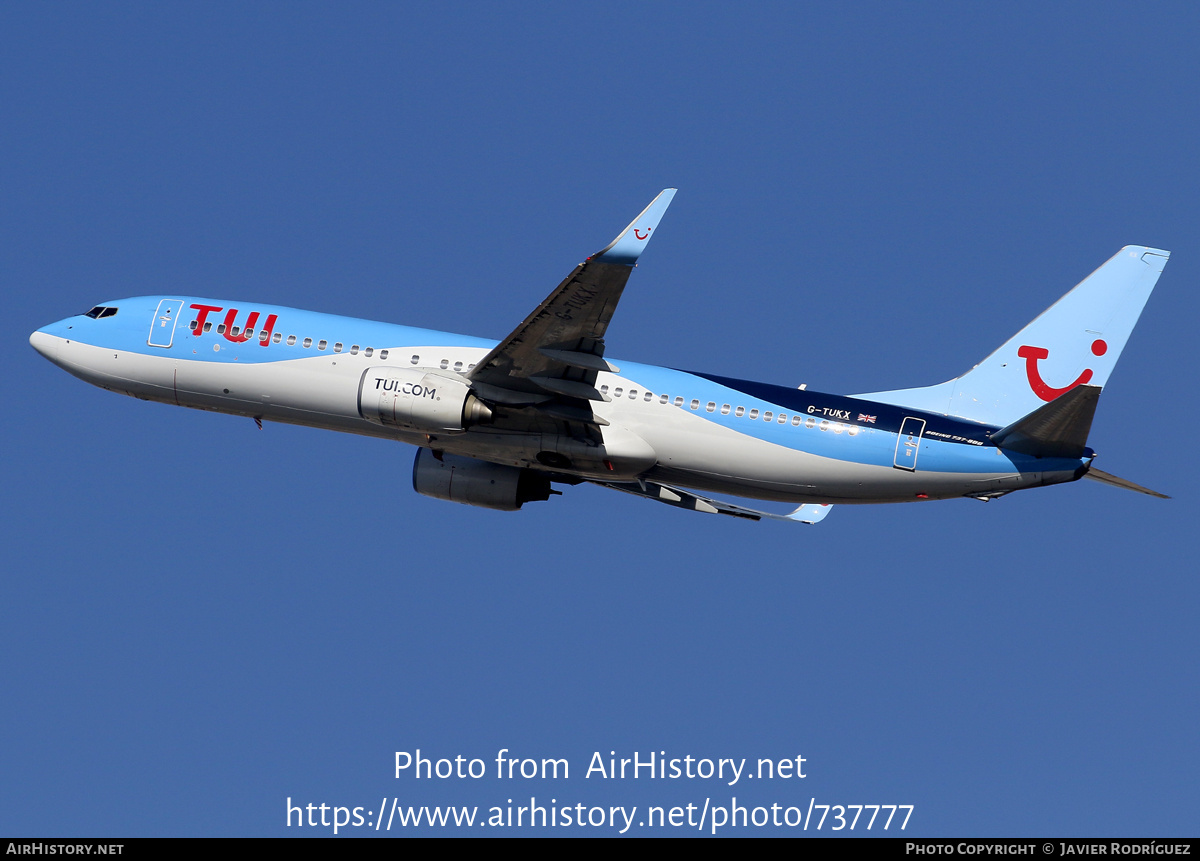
29,190,1169,523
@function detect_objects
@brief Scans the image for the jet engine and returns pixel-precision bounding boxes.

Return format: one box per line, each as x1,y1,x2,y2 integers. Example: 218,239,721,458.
359,368,492,433
412,449,555,511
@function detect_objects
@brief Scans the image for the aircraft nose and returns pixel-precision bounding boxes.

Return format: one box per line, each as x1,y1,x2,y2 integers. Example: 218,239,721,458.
30,328,60,362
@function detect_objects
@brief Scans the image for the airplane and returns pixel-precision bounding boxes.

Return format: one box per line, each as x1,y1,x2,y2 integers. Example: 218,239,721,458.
29,189,1170,523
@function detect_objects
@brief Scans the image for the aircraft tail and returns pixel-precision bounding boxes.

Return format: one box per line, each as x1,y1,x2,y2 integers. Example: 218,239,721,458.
984,384,1166,497
852,246,1169,427
990,383,1099,459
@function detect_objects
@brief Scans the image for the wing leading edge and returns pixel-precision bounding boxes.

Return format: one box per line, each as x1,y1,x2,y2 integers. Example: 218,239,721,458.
467,189,676,404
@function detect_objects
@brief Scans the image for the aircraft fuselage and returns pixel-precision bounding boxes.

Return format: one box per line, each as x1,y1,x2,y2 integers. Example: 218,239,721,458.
30,295,1084,507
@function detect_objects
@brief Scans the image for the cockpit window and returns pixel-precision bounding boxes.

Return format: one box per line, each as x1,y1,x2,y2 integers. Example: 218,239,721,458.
84,306,118,319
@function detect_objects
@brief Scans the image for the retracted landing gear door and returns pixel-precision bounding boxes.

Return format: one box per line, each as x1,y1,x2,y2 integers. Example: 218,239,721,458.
893,417,926,471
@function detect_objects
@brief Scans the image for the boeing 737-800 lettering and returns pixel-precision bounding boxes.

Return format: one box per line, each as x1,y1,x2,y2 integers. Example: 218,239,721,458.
29,190,1169,522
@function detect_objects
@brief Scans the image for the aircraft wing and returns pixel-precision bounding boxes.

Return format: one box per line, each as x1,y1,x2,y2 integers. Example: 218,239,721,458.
598,479,834,524
466,190,676,415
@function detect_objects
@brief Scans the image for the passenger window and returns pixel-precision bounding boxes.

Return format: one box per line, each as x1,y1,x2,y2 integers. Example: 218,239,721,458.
334,342,343,353
644,391,653,402
230,326,241,337
217,324,226,334
614,388,623,397
690,399,700,410
454,361,462,371
805,417,816,428
706,402,716,412
848,426,859,436
778,414,786,423
303,338,312,348
318,340,327,350
763,411,773,421
791,415,802,426
440,359,449,369
408,354,417,363
364,347,374,357
819,420,829,431
287,335,297,345
749,409,759,420
600,385,609,395
350,345,360,355
380,350,389,359
674,396,684,407
735,406,745,417
629,389,638,399
259,330,269,343
273,332,282,343
833,423,844,434
189,320,198,331
720,404,730,415
659,394,668,404
204,322,213,332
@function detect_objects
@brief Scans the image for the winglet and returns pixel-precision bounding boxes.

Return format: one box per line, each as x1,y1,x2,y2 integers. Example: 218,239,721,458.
592,188,677,265
786,503,834,524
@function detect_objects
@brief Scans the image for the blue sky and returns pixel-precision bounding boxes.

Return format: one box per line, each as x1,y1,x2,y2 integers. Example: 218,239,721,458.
4,2,1198,836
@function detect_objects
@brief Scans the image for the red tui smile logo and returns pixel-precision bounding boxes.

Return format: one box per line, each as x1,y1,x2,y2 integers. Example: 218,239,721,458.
1017,339,1107,401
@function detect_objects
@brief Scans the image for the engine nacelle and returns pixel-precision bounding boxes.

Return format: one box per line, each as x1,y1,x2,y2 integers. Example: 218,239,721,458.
359,368,491,433
412,449,554,511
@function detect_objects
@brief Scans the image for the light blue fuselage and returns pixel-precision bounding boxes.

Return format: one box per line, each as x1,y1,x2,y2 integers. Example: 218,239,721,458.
30,295,1085,505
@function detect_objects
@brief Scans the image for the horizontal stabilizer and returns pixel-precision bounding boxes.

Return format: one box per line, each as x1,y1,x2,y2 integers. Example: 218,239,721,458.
1084,467,1169,499
990,384,1099,458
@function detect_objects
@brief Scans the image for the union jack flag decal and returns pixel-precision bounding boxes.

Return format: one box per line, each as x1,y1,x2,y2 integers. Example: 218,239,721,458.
857,413,877,424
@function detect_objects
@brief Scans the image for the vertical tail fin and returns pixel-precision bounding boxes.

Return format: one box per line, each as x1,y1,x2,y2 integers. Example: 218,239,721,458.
853,246,1169,426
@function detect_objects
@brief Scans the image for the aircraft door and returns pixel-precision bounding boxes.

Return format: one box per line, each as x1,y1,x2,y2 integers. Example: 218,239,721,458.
893,417,926,471
147,299,185,347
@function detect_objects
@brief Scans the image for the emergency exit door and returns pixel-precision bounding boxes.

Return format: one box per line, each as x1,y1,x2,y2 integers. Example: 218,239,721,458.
147,299,185,348
893,417,926,471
